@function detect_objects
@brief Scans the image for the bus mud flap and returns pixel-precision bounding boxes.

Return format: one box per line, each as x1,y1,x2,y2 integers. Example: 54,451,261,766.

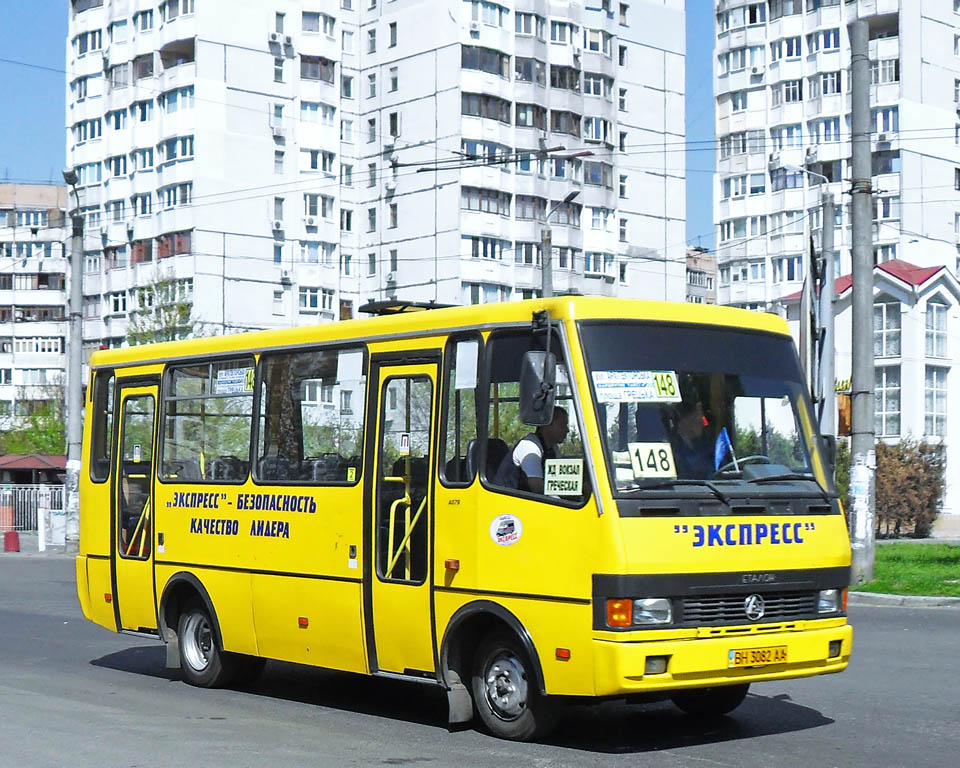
446,670,474,724
164,627,181,669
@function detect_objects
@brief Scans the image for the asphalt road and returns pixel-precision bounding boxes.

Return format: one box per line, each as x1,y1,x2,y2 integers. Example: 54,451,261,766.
1,556,957,768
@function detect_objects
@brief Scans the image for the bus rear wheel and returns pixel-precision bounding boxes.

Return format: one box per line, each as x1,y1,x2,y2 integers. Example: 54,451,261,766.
177,598,237,688
470,630,557,742
670,683,750,717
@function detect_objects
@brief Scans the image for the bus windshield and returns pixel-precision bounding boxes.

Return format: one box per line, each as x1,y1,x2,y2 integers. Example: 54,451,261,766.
578,322,827,497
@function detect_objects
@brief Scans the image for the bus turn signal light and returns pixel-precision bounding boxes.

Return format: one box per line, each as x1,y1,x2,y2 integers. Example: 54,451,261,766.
104,593,112,603
298,617,309,629
556,648,571,661
606,599,632,627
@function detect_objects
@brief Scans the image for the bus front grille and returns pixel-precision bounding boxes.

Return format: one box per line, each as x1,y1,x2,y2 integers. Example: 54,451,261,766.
680,591,818,626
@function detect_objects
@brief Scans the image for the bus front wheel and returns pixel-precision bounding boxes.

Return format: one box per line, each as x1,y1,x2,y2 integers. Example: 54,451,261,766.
471,630,557,741
670,683,750,717
177,598,237,688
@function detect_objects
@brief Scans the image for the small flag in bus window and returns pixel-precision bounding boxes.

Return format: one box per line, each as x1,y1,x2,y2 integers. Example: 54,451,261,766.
714,427,738,471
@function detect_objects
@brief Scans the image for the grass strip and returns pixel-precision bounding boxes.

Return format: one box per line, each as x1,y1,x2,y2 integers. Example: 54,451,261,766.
854,543,960,596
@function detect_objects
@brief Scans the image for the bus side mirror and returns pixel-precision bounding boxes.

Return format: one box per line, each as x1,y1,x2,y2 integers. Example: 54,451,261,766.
822,434,837,474
519,351,556,426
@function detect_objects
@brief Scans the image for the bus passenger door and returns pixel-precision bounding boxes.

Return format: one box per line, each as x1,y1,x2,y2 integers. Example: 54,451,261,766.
113,384,159,633
365,360,438,676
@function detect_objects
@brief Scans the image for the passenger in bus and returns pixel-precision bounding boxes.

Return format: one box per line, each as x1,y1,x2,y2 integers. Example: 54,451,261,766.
492,407,568,495
669,399,714,479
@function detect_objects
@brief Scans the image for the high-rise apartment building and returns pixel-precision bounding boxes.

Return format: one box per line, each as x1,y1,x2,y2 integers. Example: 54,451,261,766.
0,183,69,429
714,0,960,309
67,0,686,354
714,1,960,524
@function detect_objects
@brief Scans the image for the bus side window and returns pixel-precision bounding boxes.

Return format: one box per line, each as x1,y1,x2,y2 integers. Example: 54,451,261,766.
484,330,587,503
440,334,482,486
90,370,115,483
160,359,255,483
256,346,367,485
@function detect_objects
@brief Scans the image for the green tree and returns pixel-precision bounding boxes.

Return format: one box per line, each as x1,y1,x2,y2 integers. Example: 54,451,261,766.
126,272,196,345
0,385,66,454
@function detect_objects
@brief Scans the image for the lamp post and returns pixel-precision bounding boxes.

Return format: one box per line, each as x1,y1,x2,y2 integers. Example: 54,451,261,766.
62,167,83,554
541,190,580,298
785,164,836,437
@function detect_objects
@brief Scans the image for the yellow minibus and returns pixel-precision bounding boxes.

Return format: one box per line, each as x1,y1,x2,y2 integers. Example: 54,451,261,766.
77,297,851,741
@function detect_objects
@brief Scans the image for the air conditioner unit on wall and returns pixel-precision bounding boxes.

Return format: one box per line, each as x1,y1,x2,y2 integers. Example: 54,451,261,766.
751,65,763,75
768,151,781,170
269,32,281,43
280,269,292,284
876,132,888,143
284,35,293,46
304,216,317,227
384,179,396,192
272,219,284,231
386,271,397,284
272,125,285,138
469,21,480,33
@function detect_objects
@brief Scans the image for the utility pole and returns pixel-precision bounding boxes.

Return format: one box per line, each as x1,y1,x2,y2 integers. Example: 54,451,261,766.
541,190,580,299
848,19,876,583
819,190,836,438
62,169,83,554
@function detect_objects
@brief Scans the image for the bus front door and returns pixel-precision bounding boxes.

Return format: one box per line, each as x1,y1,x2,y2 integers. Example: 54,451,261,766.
112,383,159,633
366,361,438,676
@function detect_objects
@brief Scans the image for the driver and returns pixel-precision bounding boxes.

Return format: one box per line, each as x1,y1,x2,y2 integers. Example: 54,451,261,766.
670,400,714,480
493,407,569,494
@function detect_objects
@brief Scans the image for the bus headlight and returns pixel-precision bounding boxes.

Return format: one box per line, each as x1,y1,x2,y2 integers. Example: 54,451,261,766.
818,589,841,614
632,598,672,625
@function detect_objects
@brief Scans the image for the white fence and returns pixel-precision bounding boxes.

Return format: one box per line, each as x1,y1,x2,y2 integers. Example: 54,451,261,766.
0,485,64,533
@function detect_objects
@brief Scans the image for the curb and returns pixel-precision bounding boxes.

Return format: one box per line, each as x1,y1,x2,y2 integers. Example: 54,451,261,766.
849,591,960,608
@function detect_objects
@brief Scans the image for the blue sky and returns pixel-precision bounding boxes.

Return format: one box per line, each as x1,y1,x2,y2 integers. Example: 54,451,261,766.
0,2,714,249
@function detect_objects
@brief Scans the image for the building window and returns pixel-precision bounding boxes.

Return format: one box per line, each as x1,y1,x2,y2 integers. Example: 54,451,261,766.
926,301,948,358
875,366,900,437
388,203,398,229
389,21,397,47
274,57,284,82
389,67,398,91
874,301,901,357
368,252,377,275
368,29,376,53
925,366,948,437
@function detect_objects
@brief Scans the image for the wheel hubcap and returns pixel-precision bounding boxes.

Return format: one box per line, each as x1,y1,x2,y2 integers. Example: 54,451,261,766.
182,612,212,672
484,653,528,721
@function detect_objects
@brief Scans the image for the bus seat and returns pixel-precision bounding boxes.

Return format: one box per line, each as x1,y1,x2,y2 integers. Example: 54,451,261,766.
208,456,249,481
485,438,510,480
258,456,298,482
444,455,469,483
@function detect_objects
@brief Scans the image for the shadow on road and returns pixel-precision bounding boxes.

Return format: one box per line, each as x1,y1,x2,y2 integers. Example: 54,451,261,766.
91,646,833,752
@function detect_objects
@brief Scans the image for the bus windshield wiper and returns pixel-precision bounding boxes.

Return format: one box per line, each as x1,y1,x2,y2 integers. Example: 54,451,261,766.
746,472,817,484
631,479,730,505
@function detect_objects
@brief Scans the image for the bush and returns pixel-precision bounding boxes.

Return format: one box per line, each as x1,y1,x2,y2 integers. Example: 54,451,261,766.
875,439,945,538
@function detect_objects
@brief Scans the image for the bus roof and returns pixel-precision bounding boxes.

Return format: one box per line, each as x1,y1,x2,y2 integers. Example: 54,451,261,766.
88,297,790,369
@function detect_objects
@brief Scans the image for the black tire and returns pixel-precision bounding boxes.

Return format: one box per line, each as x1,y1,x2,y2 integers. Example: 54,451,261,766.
470,630,557,741
231,655,266,688
670,683,750,717
177,597,237,688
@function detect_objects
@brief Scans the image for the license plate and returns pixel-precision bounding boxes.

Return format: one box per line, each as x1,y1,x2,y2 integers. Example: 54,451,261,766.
728,645,788,668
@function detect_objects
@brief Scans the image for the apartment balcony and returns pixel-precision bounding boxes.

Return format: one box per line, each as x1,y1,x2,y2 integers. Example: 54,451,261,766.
294,31,340,63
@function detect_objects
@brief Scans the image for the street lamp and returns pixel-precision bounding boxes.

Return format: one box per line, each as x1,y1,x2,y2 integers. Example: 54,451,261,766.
61,167,83,553
784,163,837,437
541,190,580,298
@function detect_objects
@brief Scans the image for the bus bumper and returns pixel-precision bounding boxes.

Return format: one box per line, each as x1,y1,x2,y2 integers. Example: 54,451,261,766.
592,621,852,696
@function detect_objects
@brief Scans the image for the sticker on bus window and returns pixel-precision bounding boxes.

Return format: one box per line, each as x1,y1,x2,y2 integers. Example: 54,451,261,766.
592,370,682,403
627,442,677,479
216,367,254,395
336,350,364,382
544,458,583,496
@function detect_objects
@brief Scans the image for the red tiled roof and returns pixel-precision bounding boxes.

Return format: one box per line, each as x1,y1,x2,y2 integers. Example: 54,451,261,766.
780,260,943,303
0,454,66,470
